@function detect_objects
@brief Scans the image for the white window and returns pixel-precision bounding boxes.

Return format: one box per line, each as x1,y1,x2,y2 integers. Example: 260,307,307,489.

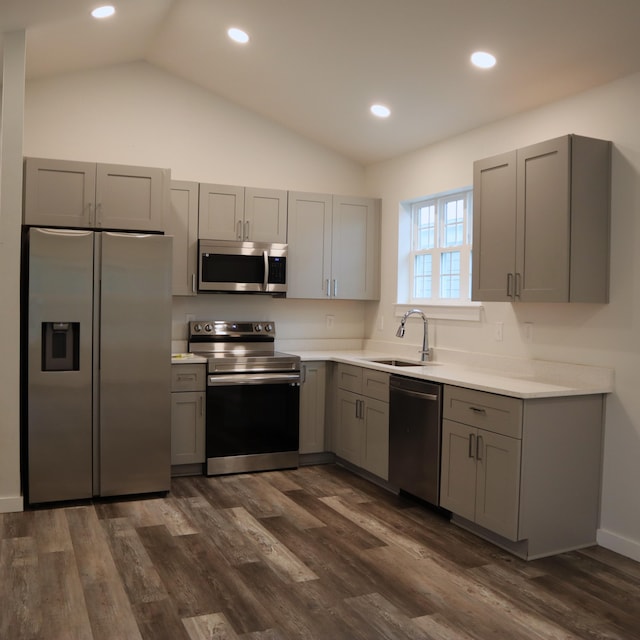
409,189,473,303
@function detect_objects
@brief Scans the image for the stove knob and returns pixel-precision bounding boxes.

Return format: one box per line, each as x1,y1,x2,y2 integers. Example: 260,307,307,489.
255,323,263,332
193,323,202,332
265,323,273,333
204,323,213,332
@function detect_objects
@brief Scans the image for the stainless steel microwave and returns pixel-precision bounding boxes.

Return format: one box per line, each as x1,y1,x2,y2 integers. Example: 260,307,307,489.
198,239,287,295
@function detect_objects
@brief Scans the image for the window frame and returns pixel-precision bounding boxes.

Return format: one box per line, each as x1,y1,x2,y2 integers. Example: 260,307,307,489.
408,188,473,304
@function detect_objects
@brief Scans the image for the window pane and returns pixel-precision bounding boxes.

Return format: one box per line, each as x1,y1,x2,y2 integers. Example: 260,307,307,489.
414,254,432,298
440,251,460,299
442,199,464,247
416,204,435,250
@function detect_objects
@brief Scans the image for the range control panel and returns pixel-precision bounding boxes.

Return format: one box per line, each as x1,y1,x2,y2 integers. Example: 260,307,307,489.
188,320,275,339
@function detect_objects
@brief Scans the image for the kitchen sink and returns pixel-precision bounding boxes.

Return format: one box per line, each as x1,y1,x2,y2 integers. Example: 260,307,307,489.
368,358,426,367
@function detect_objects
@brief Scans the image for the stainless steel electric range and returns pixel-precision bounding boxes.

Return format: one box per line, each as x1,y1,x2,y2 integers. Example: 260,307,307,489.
188,320,301,475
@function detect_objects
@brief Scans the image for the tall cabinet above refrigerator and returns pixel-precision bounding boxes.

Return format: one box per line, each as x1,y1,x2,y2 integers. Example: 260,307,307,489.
24,227,172,504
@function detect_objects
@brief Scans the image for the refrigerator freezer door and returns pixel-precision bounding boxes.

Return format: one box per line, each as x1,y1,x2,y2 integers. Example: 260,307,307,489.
27,227,94,503
98,232,172,496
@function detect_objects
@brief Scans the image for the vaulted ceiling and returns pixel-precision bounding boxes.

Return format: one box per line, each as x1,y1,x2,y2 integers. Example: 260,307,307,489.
2,0,640,164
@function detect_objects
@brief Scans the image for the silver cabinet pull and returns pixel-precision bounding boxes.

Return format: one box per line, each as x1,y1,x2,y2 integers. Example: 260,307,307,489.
325,278,331,297
301,365,307,384
515,272,522,298
333,279,338,297
191,273,197,293
95,202,102,226
507,272,514,298
245,220,250,240
476,435,483,461
469,406,486,415
199,395,204,417
468,433,476,458
236,220,242,240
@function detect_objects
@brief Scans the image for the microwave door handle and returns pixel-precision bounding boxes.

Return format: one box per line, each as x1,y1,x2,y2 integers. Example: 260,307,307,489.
263,250,269,291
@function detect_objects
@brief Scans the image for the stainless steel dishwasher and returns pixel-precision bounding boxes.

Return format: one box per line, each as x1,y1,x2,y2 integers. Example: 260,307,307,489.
389,375,443,506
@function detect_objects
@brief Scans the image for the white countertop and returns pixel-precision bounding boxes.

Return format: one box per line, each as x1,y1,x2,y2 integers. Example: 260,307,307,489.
170,347,613,399
286,349,613,399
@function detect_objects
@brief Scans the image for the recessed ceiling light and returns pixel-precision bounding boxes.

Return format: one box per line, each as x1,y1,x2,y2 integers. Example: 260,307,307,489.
91,5,115,19
228,28,250,44
471,51,496,69
370,104,391,118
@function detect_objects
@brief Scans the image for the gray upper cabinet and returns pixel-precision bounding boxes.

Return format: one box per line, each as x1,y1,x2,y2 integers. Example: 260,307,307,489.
472,135,611,303
198,183,287,243
167,180,199,296
23,157,168,232
287,191,380,300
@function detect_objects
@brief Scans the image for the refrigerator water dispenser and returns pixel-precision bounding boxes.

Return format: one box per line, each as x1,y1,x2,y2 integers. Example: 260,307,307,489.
42,322,79,371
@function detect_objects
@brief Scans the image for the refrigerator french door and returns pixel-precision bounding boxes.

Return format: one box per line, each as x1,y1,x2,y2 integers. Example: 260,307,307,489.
25,227,172,503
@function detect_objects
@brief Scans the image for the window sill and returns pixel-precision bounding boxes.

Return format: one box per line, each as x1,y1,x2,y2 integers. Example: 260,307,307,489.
394,302,483,322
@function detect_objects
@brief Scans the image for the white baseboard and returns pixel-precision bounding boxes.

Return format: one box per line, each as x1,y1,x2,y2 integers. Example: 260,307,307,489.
597,528,640,563
0,495,24,513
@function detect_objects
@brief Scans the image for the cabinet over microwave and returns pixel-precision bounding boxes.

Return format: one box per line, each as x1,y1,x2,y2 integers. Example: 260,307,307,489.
198,239,287,295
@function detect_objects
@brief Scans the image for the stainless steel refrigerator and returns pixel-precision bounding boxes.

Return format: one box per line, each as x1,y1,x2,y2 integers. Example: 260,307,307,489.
24,227,172,504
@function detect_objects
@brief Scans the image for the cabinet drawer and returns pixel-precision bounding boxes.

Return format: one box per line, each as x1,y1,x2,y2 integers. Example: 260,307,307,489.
443,385,522,439
363,369,389,402
336,363,363,394
171,363,206,392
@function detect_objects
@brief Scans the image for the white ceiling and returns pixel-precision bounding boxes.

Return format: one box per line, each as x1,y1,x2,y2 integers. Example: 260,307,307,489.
2,0,640,164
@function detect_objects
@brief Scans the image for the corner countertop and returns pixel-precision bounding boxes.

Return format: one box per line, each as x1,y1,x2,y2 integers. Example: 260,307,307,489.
171,353,207,365
285,349,613,399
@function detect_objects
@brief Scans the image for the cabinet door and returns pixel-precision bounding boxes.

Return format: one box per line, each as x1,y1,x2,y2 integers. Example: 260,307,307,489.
245,187,287,243
299,362,326,454
171,391,205,465
362,397,389,480
198,183,244,240
23,157,96,228
331,196,380,300
516,136,570,302
439,419,477,521
335,389,362,465
474,429,521,540
168,180,199,296
286,191,333,299
96,163,167,232
471,151,517,301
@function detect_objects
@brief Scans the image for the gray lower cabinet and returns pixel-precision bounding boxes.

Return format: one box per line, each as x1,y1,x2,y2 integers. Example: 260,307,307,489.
170,363,206,469
23,157,169,232
472,134,611,302
299,362,327,454
335,364,389,479
440,384,604,559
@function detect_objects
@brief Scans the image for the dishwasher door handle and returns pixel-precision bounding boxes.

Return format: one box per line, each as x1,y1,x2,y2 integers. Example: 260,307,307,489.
394,388,439,402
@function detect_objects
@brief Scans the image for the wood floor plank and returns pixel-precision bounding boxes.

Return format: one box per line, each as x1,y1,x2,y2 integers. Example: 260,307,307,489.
101,517,169,605
227,506,319,583
65,505,144,640
3,464,640,640
182,612,241,640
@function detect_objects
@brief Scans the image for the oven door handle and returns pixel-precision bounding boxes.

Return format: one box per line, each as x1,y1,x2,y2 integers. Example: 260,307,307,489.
208,372,300,386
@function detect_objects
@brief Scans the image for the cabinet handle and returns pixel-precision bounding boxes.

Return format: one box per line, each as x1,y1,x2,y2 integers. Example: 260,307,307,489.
468,433,476,458
515,272,522,298
301,365,307,384
469,406,486,415
245,220,250,240
325,278,331,297
236,220,242,240
507,273,514,298
476,435,483,461
191,273,197,294
96,202,102,226
333,279,338,297
199,396,204,417
87,202,94,225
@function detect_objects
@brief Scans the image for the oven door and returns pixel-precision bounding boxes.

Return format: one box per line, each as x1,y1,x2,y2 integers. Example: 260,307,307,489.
205,372,300,475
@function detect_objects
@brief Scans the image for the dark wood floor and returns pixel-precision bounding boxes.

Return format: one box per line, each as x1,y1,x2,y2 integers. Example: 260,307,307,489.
1,464,639,640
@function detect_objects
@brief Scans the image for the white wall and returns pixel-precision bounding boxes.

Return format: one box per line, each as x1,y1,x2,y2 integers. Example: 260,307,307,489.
365,72,640,561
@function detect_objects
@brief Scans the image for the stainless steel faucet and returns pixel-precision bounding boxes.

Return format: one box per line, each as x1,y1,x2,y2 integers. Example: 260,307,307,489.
396,308,431,361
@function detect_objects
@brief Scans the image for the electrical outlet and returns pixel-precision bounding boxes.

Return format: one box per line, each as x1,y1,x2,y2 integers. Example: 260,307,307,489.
326,314,335,329
524,322,533,343
494,321,503,342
